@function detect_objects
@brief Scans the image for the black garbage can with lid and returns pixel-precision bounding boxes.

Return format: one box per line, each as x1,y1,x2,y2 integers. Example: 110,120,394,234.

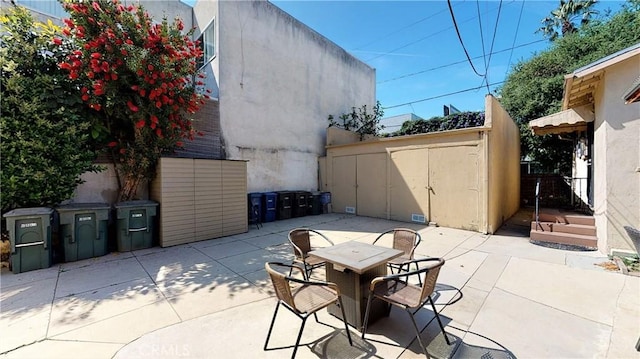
57,203,110,262
3,207,53,274
114,200,158,251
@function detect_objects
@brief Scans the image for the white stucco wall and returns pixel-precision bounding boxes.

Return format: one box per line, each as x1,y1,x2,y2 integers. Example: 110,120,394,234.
592,55,640,254
209,0,375,192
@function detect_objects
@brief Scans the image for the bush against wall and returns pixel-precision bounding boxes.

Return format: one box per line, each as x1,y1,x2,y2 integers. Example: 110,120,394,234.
388,111,485,137
328,101,385,140
0,6,100,213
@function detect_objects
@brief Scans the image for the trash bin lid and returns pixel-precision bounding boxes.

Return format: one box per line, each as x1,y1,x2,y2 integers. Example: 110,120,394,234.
3,207,54,218
114,200,158,208
56,203,111,212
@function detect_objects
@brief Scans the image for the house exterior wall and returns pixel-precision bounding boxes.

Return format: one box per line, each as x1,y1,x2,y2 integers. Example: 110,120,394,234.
322,96,520,233
592,55,640,253
207,0,375,193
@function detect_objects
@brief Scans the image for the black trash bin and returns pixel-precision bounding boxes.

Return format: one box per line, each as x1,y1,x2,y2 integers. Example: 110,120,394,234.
276,191,292,220
262,192,277,223
3,207,53,274
293,191,309,218
114,200,158,252
57,203,110,262
308,192,322,215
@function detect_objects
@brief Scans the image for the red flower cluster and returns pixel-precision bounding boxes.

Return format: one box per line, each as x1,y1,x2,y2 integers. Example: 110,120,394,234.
56,0,206,151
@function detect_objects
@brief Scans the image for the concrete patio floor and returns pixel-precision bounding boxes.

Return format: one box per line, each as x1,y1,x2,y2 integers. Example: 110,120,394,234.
1,210,639,358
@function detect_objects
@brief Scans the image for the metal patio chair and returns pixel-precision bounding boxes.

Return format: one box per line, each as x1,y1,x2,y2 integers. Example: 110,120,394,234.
263,262,352,358
361,257,451,358
288,228,334,280
373,228,423,284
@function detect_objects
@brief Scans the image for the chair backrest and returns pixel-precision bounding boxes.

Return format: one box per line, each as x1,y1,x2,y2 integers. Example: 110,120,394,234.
392,228,421,258
288,228,333,259
289,229,312,259
265,262,296,310
418,258,445,306
374,228,421,258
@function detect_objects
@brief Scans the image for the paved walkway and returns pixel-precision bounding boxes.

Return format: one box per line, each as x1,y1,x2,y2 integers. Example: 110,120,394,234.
1,210,639,358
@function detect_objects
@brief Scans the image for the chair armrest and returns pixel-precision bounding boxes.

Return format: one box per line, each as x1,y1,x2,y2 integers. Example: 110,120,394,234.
286,276,341,295
369,257,444,291
308,229,335,245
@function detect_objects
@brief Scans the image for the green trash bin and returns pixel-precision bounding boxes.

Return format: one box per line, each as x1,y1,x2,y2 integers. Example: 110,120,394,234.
57,203,110,262
3,207,53,274
114,200,158,252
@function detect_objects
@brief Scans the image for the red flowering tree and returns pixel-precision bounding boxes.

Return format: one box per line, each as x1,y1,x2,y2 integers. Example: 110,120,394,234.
56,0,208,201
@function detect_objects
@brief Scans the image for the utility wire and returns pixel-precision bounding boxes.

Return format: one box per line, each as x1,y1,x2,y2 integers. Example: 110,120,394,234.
483,0,503,93
377,39,545,84
476,0,489,79
383,81,505,109
506,0,525,75
354,6,451,51
447,0,485,77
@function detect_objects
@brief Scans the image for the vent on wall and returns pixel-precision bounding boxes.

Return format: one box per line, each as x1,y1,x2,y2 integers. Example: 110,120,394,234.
412,214,426,223
345,206,356,214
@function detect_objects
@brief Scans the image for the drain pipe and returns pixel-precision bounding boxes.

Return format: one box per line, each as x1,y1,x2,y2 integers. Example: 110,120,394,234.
535,178,544,231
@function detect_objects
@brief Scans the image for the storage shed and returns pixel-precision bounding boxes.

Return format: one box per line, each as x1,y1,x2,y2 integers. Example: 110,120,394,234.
319,95,520,234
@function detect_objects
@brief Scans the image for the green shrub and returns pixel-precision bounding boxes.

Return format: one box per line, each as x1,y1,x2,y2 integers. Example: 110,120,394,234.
0,7,100,213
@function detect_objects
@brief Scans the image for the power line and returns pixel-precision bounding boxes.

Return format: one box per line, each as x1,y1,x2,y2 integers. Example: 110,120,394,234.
377,39,545,84
354,6,452,51
447,0,486,77
483,0,503,93
506,0,526,75
383,81,506,110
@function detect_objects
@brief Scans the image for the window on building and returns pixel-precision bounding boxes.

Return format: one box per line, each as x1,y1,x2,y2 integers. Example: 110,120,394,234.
197,19,215,69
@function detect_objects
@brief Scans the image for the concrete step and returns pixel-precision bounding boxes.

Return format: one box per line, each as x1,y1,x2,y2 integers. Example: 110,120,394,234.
564,215,595,226
530,230,598,250
530,222,596,236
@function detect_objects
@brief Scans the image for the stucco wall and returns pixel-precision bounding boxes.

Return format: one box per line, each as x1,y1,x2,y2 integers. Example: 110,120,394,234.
592,55,640,253
215,0,375,193
486,95,521,233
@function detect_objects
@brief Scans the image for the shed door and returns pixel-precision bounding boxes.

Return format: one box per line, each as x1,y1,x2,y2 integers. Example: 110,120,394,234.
356,153,387,218
332,156,356,213
389,149,430,223
429,146,480,230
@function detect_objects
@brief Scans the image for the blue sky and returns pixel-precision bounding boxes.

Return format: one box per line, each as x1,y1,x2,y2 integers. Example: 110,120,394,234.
185,0,624,126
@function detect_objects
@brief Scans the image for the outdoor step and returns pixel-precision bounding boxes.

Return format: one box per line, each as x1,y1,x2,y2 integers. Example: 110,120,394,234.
530,230,598,250
530,222,596,236
563,214,595,226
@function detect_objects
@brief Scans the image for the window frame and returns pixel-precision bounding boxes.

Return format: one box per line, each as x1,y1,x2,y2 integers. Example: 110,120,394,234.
197,17,216,70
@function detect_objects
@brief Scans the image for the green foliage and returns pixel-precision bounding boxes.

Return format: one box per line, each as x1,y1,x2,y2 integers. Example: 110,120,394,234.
538,0,598,41
328,101,385,140
387,111,485,137
58,0,206,201
0,6,101,213
499,2,640,174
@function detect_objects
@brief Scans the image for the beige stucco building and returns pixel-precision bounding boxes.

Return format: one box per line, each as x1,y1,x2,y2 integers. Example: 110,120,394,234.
321,95,521,234
530,43,640,254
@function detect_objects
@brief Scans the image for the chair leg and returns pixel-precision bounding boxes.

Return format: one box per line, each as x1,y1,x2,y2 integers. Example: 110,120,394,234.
291,316,308,359
429,297,451,345
337,297,353,346
414,261,422,286
407,309,431,359
361,292,374,338
264,302,281,350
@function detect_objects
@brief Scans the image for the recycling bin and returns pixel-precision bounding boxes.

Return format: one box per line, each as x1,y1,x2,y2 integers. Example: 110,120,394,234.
114,200,158,252
308,192,322,216
57,203,110,262
320,192,332,214
3,207,53,274
262,192,277,222
248,193,262,225
276,191,292,220
293,191,309,218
